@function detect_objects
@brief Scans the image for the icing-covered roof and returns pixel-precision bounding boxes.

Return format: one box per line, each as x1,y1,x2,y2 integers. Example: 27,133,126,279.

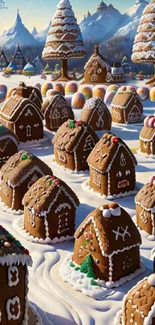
140,126,155,141
23,175,80,216
111,90,142,109
135,182,155,211
0,124,19,146
1,150,52,188
0,225,32,266
87,133,137,173
75,203,141,256
52,120,99,152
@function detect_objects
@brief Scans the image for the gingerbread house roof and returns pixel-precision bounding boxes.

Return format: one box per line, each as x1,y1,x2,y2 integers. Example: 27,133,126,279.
0,124,19,146
52,120,99,152
0,225,32,266
122,274,155,325
0,95,44,122
111,90,142,110
87,133,137,173
75,203,141,256
140,126,155,141
1,150,52,188
43,93,73,117
81,97,111,125
84,45,111,72
23,175,80,217
14,82,42,106
135,182,155,212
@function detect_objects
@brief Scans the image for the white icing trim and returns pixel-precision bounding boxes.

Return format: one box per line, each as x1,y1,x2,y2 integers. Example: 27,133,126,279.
0,135,19,150
0,196,23,215
0,253,32,267
137,148,155,158
51,156,89,175
12,217,74,244
18,135,48,147
7,166,46,188
6,296,21,320
82,178,138,200
135,200,155,214
8,266,19,287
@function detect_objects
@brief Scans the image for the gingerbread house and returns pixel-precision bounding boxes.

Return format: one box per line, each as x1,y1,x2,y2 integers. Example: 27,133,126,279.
72,203,142,283
111,87,143,124
23,175,80,243
80,97,112,131
42,94,74,132
116,273,155,325
0,150,52,212
11,82,43,110
0,225,32,324
111,62,125,83
87,133,137,197
52,120,99,171
135,176,155,239
0,124,19,168
139,116,155,157
0,95,44,143
80,45,111,84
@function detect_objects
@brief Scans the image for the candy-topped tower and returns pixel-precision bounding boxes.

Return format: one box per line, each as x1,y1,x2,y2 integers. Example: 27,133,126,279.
132,0,155,86
42,0,86,81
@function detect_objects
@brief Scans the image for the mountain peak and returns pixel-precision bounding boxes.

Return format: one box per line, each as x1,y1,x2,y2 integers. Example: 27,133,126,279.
15,9,22,25
32,27,38,37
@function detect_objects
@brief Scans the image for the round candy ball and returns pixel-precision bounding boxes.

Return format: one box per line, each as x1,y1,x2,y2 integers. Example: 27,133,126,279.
107,84,119,93
93,85,106,99
33,82,41,91
137,87,149,101
54,83,64,95
104,90,116,106
41,83,53,97
150,87,155,102
65,95,72,107
65,82,78,95
79,86,92,100
0,84,7,103
71,92,85,109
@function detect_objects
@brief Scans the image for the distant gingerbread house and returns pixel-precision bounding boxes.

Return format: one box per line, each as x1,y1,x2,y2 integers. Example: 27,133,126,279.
80,97,112,131
139,116,155,157
135,176,155,239
0,124,19,168
81,45,111,84
52,120,99,171
0,150,52,212
13,82,43,110
115,274,155,325
0,225,32,324
87,133,137,197
72,203,142,283
23,175,80,243
0,95,44,143
42,94,74,131
111,87,143,124
111,62,125,83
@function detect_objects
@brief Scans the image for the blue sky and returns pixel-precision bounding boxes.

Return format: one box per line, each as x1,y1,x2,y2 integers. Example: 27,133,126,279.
0,0,136,33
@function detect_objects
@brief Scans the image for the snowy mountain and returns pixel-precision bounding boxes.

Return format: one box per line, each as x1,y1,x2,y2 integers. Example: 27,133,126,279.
100,0,149,61
35,21,51,45
79,3,124,43
0,11,39,50
31,27,38,37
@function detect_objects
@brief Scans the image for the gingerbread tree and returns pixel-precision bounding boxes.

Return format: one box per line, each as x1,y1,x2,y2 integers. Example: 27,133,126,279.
132,0,155,86
42,0,86,81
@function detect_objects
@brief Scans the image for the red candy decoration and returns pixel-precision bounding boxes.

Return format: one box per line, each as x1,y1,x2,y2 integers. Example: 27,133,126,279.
24,249,30,255
113,137,119,143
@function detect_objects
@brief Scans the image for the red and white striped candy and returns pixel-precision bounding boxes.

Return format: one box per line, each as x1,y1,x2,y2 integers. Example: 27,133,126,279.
149,175,155,185
144,115,155,128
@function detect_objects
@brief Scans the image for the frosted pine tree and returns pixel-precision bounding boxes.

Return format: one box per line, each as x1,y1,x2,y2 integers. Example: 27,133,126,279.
42,0,86,81
132,0,155,85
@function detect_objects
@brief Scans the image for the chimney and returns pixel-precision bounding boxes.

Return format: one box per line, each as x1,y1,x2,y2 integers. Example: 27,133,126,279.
94,45,99,55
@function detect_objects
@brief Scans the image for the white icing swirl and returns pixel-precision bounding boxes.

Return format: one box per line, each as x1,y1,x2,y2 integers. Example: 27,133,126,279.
148,274,155,287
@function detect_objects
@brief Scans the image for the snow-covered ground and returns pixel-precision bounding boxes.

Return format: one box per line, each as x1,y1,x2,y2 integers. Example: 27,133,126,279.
0,75,155,325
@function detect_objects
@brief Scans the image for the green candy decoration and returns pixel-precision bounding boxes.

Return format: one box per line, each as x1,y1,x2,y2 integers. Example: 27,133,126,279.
70,261,75,268
68,120,75,129
21,153,28,161
0,125,6,132
91,279,98,286
80,254,95,279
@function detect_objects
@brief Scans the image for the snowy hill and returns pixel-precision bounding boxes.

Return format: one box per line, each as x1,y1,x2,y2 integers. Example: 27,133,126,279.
35,21,51,45
0,11,39,50
31,27,38,37
79,3,124,43
100,0,149,61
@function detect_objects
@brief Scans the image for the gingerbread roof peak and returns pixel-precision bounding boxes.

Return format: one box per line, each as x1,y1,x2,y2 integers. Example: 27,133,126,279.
140,125,155,141
111,89,142,110
83,97,106,110
0,95,43,122
122,276,155,325
1,150,52,188
43,93,70,113
14,82,42,104
75,204,141,256
0,225,32,266
87,132,137,173
52,120,99,152
84,47,110,71
135,179,155,211
23,175,80,216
